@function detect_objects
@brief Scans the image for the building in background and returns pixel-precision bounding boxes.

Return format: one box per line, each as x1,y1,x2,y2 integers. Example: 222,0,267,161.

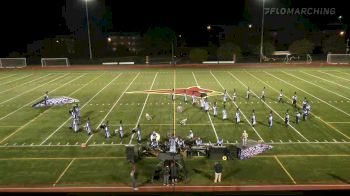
105,32,142,54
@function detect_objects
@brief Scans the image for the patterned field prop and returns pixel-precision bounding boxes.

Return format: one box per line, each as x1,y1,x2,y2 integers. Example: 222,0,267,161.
32,96,79,108
238,140,273,160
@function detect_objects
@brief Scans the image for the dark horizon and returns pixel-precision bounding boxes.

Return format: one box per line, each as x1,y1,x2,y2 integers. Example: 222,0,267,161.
0,0,348,57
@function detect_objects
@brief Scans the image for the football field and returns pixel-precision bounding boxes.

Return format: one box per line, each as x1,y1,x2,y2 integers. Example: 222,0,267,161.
0,66,350,191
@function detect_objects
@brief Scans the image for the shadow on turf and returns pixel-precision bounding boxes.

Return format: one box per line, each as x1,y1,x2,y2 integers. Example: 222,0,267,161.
192,168,211,180
328,173,350,184
222,168,241,179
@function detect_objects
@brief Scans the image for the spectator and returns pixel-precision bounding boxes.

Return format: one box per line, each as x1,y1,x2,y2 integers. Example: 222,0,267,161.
170,161,178,185
163,164,170,186
130,163,138,191
214,162,223,183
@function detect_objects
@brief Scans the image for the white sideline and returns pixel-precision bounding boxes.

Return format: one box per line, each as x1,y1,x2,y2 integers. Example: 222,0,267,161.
228,71,309,142
192,72,219,141
266,72,350,118
246,71,350,140
210,70,264,141
129,73,158,144
84,73,140,144
40,73,121,145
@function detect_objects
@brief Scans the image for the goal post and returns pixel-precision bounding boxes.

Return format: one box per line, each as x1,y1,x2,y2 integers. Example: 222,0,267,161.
327,54,350,64
286,54,312,64
0,58,27,68
41,58,70,67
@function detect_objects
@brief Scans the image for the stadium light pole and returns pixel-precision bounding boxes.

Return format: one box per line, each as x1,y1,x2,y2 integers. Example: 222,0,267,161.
85,0,93,59
259,0,265,63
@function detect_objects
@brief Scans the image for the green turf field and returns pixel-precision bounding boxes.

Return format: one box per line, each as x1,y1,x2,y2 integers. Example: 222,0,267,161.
0,66,350,188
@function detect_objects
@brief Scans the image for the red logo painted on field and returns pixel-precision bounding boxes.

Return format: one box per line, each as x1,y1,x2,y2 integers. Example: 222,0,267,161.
127,86,223,97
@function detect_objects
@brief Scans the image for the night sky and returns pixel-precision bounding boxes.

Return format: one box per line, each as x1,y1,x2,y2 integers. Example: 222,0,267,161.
0,0,348,56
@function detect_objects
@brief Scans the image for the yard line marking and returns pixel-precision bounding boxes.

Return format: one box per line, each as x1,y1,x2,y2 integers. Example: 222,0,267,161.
85,73,140,144
0,74,88,144
303,71,350,90
210,71,264,141
335,70,350,76
0,74,68,105
318,70,350,82
247,71,350,140
53,158,76,187
333,139,338,142
1,154,350,161
0,74,16,81
266,72,350,118
284,71,350,101
280,140,283,143
4,141,350,148
40,73,120,145
129,73,158,144
0,74,51,94
173,69,176,136
274,156,296,184
326,122,350,124
0,74,33,86
229,71,308,141
193,72,218,141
